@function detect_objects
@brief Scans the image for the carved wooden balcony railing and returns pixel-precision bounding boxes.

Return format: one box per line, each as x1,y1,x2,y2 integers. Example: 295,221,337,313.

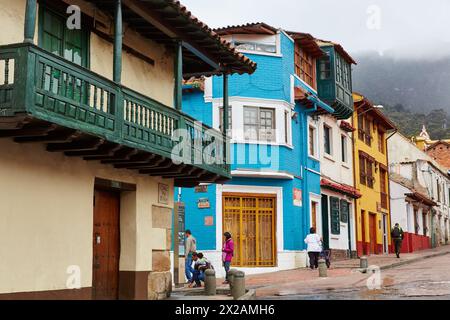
0,43,230,186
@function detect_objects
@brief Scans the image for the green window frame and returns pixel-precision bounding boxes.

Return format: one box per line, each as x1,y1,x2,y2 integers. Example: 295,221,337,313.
340,199,349,223
38,5,90,68
330,197,341,235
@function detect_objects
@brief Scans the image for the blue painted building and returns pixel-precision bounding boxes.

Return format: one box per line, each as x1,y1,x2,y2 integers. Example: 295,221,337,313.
176,23,335,275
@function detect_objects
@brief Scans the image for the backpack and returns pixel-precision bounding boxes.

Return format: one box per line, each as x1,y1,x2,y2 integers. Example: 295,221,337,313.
391,227,402,239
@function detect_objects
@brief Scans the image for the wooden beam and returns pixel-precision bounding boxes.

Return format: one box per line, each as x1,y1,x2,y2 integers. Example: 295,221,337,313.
64,143,122,157
84,147,137,161
47,138,105,152
0,124,57,138
121,0,223,72
174,40,183,111
139,160,173,174
24,0,37,43
14,129,82,143
113,0,123,83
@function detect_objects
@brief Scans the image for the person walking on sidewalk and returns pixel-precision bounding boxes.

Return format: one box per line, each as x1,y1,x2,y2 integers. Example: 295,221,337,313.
185,230,197,284
304,227,322,270
391,223,404,258
222,232,234,284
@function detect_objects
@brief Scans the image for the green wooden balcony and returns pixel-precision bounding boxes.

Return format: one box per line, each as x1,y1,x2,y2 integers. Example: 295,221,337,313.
0,42,230,186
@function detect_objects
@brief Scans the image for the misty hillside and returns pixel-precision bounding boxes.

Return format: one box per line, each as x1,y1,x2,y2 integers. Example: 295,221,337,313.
353,53,450,113
353,52,450,139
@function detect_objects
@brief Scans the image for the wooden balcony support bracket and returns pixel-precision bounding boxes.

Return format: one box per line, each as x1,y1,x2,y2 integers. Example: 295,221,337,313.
47,138,106,152
0,123,57,138
14,129,83,144
84,147,137,161
64,142,123,157
139,159,174,174
112,154,158,168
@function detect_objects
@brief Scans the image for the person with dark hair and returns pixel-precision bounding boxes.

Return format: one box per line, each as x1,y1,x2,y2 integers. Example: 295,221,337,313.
184,230,197,284
304,227,322,270
189,252,213,288
222,232,234,284
391,223,404,258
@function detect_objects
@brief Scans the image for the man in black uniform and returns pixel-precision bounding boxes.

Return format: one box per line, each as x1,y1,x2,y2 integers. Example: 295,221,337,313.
391,223,404,258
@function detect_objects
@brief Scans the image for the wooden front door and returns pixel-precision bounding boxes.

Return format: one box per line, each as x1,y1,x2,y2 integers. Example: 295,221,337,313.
223,194,276,267
369,213,377,255
92,190,120,300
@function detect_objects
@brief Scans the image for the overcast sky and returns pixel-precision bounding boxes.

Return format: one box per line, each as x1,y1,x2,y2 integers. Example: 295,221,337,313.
182,0,450,59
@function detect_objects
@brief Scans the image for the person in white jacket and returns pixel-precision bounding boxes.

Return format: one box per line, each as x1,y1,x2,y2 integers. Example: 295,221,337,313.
304,227,322,270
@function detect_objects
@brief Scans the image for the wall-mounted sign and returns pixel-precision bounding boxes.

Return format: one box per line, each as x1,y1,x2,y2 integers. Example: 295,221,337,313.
195,185,208,193
175,202,185,256
204,216,214,226
158,183,169,204
293,188,302,207
198,198,211,209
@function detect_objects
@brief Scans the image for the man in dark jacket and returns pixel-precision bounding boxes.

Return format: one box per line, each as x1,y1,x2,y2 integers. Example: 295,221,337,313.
391,223,404,258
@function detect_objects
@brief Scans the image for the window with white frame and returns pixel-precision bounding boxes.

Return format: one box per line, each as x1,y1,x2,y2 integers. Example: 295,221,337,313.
284,110,291,145
324,124,332,156
243,106,275,142
309,125,318,158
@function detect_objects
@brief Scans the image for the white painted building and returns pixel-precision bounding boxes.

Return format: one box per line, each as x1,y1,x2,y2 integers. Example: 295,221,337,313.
315,114,359,259
388,133,450,248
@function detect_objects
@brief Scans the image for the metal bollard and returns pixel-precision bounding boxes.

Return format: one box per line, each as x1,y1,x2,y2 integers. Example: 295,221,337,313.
318,259,327,277
227,269,238,290
231,271,246,300
204,269,216,296
360,256,368,270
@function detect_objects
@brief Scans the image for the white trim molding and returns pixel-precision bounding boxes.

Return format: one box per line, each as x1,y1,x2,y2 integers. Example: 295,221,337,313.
231,170,295,180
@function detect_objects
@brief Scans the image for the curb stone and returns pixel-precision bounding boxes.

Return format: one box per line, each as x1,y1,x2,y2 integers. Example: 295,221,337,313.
357,249,450,273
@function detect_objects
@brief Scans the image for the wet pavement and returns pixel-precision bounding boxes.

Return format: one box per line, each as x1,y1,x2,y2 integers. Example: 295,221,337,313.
258,253,450,300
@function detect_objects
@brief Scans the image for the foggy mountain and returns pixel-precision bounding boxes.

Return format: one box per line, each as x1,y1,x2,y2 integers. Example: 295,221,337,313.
352,51,450,114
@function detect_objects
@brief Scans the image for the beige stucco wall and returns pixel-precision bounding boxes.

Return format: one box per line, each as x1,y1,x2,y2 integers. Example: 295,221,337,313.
0,139,173,294
90,33,175,107
1,0,175,107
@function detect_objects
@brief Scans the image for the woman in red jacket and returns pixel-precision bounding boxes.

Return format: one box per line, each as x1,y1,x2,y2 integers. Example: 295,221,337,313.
222,232,234,284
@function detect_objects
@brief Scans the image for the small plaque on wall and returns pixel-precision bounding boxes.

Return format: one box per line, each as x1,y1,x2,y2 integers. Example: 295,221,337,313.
204,216,214,226
158,183,169,204
198,198,211,209
293,188,302,207
195,185,208,193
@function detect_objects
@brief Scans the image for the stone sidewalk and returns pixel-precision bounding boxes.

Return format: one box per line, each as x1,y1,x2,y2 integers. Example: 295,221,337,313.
171,245,450,299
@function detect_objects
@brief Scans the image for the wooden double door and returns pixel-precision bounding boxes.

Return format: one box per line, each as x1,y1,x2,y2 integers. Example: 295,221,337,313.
223,194,276,267
361,212,379,255
92,190,120,300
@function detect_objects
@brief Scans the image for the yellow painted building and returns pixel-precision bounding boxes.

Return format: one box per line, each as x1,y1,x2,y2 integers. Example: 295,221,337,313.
352,93,397,256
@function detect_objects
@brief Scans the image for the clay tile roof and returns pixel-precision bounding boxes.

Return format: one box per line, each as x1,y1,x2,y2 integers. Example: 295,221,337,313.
321,178,362,199
167,1,257,74
315,39,357,65
353,92,397,131
286,31,325,58
214,22,279,35
405,192,438,207
87,0,258,75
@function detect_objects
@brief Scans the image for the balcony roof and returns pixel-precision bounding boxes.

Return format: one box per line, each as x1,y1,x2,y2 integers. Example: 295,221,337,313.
84,0,257,76
315,39,357,65
287,31,326,58
214,22,279,35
